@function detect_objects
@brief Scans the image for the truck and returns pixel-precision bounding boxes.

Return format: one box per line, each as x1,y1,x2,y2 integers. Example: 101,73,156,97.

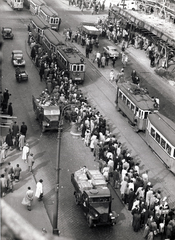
71,167,117,228
32,95,60,132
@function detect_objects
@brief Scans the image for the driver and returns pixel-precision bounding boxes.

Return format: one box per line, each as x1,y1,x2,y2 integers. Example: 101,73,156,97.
15,67,21,75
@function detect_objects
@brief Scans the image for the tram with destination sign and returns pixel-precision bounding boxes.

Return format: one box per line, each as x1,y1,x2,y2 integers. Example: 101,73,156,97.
116,82,159,132
56,45,86,84
38,5,61,31
7,0,23,10
40,28,86,83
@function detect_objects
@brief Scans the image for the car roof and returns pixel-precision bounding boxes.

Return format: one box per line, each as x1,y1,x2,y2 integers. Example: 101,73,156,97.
12,50,23,54
3,27,12,30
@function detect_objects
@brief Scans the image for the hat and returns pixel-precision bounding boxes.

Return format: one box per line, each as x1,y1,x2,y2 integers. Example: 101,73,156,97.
26,143,29,146
39,179,43,183
147,182,151,186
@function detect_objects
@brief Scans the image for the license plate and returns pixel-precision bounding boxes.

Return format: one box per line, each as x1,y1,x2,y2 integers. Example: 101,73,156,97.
75,78,81,80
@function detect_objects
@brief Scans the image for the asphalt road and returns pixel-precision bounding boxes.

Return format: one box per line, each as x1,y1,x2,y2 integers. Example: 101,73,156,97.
1,1,175,240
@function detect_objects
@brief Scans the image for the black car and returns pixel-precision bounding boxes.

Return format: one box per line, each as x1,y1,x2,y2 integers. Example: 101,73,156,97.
2,27,14,39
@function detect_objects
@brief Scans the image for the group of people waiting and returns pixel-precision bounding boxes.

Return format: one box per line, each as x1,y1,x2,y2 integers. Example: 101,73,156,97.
66,96,175,239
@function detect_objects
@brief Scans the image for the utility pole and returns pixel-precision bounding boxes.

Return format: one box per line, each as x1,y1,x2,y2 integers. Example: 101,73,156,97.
52,104,71,235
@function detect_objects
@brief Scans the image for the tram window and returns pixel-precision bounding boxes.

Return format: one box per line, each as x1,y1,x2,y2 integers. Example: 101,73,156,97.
166,144,172,155
55,19,59,24
51,18,54,24
80,65,84,71
156,133,160,143
144,112,149,119
77,65,80,71
123,95,126,104
161,138,166,149
127,99,130,107
173,149,175,158
73,65,76,71
151,127,155,138
119,91,122,99
131,103,135,112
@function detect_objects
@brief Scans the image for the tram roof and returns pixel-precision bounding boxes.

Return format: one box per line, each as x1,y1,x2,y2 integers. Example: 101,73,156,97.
40,5,59,17
31,16,50,29
30,0,46,6
117,82,156,111
57,45,85,64
43,29,64,46
148,112,175,145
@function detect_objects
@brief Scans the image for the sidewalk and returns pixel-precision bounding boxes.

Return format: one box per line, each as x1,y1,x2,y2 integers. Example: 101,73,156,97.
0,146,53,234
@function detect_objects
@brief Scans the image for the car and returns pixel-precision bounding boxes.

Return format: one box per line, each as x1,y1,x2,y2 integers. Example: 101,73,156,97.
2,27,14,39
103,46,119,58
11,50,26,67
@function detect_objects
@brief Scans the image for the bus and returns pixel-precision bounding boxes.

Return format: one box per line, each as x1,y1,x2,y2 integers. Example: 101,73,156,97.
29,16,49,44
7,0,23,10
29,0,46,15
38,5,61,31
146,112,175,174
41,28,64,55
56,45,86,84
116,82,159,131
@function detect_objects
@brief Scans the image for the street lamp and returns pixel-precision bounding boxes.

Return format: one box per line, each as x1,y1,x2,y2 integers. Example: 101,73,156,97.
52,103,71,235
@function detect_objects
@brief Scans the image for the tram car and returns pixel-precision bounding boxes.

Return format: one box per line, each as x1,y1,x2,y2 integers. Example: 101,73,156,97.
29,16,49,44
145,112,175,174
116,82,159,131
41,28,65,55
38,5,61,31
7,0,23,10
40,28,86,84
29,0,46,15
56,45,86,84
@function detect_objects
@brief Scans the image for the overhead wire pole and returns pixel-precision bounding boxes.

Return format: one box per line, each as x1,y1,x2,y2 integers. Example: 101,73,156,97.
52,103,71,235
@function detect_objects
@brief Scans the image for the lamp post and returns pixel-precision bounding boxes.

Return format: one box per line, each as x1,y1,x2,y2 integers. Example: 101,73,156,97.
52,103,71,235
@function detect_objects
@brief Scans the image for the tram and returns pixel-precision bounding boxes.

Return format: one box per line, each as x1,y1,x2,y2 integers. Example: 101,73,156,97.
116,82,159,131
29,0,46,15
38,5,61,31
56,45,86,84
41,28,64,55
146,112,175,174
7,0,23,10
29,16,49,44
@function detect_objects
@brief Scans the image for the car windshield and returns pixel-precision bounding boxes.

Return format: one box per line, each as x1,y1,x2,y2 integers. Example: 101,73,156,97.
111,48,117,52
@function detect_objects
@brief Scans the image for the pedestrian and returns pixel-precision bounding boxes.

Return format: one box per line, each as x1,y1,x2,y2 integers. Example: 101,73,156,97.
12,121,19,138
0,174,7,197
14,164,22,182
112,55,117,68
18,133,25,150
128,188,135,211
112,168,120,188
22,143,30,163
0,142,8,165
22,187,34,211
109,69,115,81
35,179,44,201
20,122,28,137
5,129,13,150
2,88,11,112
7,102,13,116
28,153,35,172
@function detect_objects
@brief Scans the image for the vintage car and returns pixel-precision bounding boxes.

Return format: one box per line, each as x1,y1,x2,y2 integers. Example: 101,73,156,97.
103,46,119,58
2,27,14,39
15,69,28,82
11,50,26,67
